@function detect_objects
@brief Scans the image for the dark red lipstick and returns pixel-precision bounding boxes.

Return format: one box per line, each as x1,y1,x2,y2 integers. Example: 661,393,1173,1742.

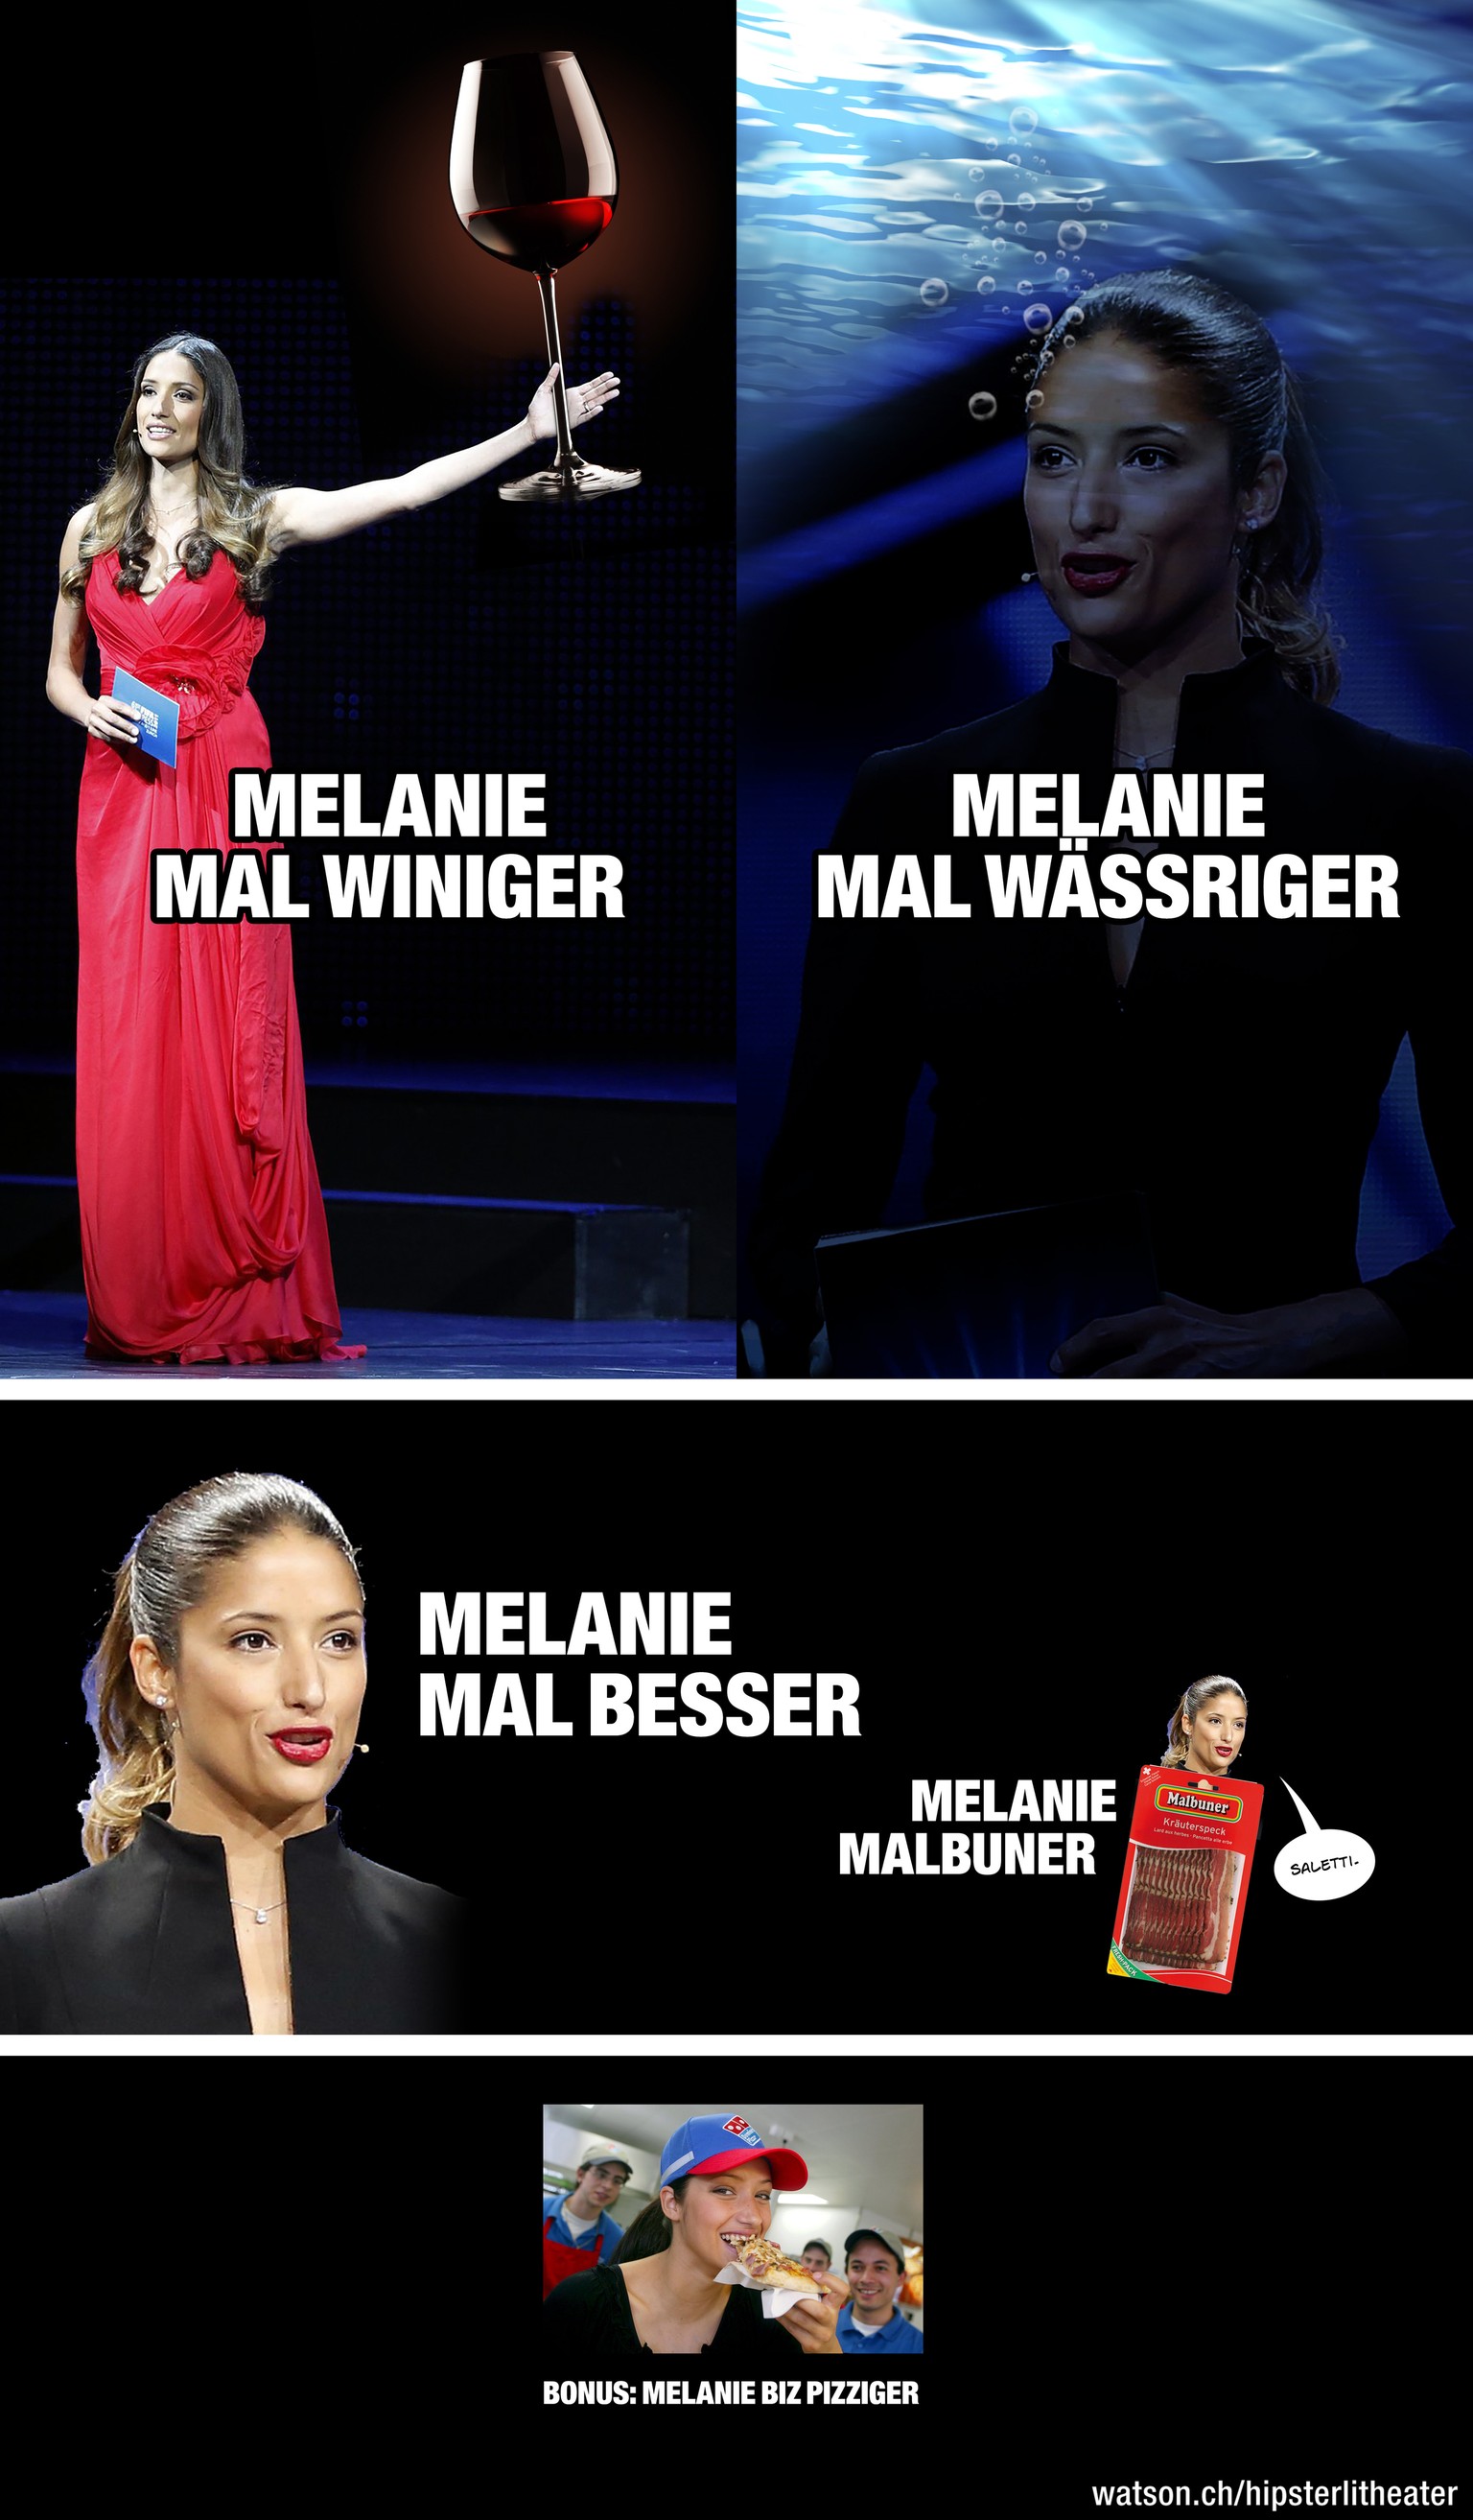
1062,550,1134,594
269,1728,333,1765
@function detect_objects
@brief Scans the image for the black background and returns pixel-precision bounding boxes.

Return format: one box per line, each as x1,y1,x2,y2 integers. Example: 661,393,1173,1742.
529,2069,1461,2473
0,4,1461,2462
7,1397,1452,2037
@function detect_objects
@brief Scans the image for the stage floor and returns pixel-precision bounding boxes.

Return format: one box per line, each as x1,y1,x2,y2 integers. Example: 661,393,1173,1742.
0,1292,734,1380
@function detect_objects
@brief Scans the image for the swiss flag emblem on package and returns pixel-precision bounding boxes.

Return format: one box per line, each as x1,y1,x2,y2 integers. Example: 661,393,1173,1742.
722,2115,752,2135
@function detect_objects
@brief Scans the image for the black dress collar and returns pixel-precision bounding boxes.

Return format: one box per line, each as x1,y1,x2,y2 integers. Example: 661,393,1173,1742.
1041,637,1290,754
14,1803,463,2032
124,1804,360,2033
135,1802,350,1878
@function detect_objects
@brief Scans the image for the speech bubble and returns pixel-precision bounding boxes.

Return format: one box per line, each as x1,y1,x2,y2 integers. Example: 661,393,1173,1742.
1274,1778,1375,1902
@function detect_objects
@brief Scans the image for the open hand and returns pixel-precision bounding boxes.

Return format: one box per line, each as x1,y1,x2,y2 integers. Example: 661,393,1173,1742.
526,363,620,443
1049,1285,1407,1378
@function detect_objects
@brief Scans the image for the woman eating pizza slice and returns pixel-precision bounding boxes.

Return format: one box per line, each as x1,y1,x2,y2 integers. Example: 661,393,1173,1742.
542,2112,849,2361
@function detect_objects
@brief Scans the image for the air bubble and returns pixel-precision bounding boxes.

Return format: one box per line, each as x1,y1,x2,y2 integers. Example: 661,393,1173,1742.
975,188,1003,220
1058,220,1087,253
1018,192,1036,211
1024,389,1044,411
969,389,998,422
1063,303,1085,324
920,277,948,307
1056,267,1070,283
977,273,995,294
1023,303,1052,333
1008,153,1020,165
1009,106,1038,137
1015,222,1026,233
1035,251,1047,265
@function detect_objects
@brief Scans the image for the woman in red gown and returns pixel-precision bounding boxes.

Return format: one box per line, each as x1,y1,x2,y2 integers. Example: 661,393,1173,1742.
45,332,619,1363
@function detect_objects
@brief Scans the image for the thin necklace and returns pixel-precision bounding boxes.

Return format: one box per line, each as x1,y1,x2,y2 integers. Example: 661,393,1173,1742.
230,1895,287,1925
1113,691,1181,774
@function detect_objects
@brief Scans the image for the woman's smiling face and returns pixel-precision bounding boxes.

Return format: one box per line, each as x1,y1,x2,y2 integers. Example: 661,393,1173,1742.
1182,1689,1247,1775
1023,331,1266,662
136,351,204,467
672,2158,776,2272
131,1531,365,1825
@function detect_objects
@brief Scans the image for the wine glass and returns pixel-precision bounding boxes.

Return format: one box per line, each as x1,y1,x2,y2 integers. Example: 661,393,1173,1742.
451,49,642,502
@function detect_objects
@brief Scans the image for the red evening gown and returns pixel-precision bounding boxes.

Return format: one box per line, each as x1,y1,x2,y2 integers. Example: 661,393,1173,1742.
76,547,363,1362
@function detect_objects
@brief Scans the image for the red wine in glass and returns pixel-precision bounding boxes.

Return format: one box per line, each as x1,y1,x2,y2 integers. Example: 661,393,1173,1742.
451,50,641,502
466,198,613,270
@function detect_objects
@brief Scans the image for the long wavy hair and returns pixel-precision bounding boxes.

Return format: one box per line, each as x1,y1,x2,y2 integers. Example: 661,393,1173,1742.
1029,271,1341,703
1162,1674,1248,1769
61,333,277,610
80,1473,362,1863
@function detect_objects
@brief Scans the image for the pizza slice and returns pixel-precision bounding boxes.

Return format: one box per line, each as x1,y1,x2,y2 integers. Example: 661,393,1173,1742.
725,2235,825,2296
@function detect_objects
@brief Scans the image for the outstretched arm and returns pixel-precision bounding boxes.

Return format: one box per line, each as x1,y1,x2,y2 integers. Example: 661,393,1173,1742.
268,363,619,551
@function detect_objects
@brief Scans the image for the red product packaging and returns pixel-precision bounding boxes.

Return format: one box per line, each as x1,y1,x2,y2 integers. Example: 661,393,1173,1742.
1108,1766,1264,1995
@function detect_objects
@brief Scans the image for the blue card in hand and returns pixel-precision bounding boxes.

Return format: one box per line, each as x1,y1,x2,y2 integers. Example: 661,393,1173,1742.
110,667,179,767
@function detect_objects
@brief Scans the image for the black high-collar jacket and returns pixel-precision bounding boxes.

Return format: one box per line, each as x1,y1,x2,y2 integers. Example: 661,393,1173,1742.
0,1807,468,2033
750,644,1469,1370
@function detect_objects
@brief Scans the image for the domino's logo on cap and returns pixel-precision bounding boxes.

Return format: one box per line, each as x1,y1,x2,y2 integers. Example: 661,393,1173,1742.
657,2111,809,2191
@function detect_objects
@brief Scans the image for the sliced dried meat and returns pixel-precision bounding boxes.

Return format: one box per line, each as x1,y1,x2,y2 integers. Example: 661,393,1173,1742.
1121,1845,1235,1968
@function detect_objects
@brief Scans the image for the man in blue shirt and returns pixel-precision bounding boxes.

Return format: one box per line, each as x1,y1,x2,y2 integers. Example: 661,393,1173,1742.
543,2145,632,2294
834,2229,924,2355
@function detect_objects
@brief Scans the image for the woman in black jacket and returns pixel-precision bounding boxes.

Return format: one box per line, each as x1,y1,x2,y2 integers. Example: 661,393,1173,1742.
0,1472,464,2033
749,271,1467,1376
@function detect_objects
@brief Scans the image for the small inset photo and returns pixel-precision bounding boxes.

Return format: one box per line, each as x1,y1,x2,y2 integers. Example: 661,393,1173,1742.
543,2104,923,2365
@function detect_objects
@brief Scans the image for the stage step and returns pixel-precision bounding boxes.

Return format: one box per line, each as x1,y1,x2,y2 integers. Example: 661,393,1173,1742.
0,1178,690,1323
0,1056,732,1320
319,1190,689,1319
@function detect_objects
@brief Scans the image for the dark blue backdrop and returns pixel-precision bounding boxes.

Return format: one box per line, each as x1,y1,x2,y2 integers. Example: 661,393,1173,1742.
736,0,1469,1317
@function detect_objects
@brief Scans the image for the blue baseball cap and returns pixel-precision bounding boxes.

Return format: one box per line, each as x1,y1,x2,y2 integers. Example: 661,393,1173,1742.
659,2112,808,2190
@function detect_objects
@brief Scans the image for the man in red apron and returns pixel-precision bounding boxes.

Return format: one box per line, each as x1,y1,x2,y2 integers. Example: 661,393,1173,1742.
543,2144,633,2298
